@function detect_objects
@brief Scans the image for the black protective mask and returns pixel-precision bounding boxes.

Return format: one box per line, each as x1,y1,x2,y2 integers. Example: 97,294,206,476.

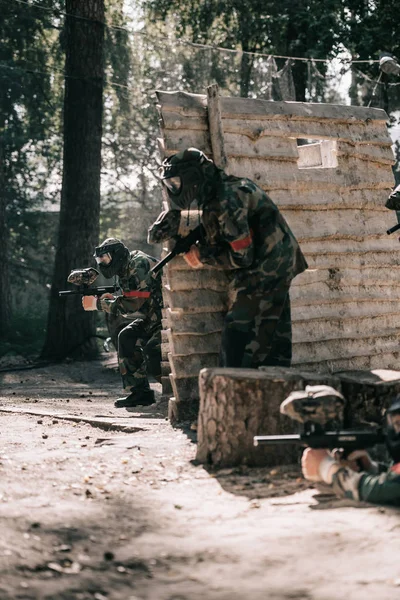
164,164,205,209
94,240,130,279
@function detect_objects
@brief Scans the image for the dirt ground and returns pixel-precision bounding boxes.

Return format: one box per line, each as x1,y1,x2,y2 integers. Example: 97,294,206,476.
1,353,400,600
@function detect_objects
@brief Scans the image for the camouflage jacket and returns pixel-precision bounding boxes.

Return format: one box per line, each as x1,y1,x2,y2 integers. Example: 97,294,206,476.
97,250,163,330
197,173,308,289
331,462,400,506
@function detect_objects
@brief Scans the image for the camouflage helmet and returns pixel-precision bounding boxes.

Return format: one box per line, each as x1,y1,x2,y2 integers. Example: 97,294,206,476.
280,385,346,427
93,237,130,279
158,148,219,209
147,210,181,244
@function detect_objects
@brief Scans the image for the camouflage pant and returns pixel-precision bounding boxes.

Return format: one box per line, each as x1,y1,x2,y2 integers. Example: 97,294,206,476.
117,319,161,392
220,280,292,369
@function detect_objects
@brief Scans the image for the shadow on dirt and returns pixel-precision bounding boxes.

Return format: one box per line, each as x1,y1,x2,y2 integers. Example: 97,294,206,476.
203,463,312,500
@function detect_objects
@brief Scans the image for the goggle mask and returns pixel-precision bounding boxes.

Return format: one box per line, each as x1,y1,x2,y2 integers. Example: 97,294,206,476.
93,242,121,265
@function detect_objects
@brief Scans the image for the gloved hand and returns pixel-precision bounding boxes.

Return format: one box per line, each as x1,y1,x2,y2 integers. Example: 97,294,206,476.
333,449,376,473
82,296,98,311
183,245,203,269
301,448,340,484
147,209,181,244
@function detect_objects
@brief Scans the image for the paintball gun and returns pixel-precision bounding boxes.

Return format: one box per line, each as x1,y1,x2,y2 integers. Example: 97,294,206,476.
58,267,120,298
150,224,206,276
253,385,385,456
386,222,400,235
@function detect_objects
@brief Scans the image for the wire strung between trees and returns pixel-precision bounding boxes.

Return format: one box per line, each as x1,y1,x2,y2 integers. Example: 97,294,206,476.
6,0,381,65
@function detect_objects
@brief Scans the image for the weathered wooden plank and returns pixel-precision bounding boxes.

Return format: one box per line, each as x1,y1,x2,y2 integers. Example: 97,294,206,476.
304,250,400,269
219,96,388,123
337,141,395,165
162,129,212,155
168,316,400,357
293,266,400,287
163,288,227,313
281,207,394,239
162,129,299,161
296,352,400,372
160,111,209,132
207,84,228,169
292,332,400,364
168,352,219,379
297,236,398,253
156,91,389,123
156,90,207,115
226,157,394,191
291,282,400,304
170,374,199,403
270,188,391,209
166,309,225,334
292,313,400,343
222,118,392,145
166,269,229,292
168,331,221,355
291,298,400,321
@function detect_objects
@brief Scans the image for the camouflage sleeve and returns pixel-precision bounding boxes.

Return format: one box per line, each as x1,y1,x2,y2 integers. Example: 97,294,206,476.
330,465,400,506
198,186,254,270
98,254,153,316
357,469,400,506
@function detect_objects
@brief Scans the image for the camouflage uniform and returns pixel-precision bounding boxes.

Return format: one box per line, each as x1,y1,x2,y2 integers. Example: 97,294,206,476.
197,173,308,368
330,463,400,506
97,250,163,393
282,385,400,506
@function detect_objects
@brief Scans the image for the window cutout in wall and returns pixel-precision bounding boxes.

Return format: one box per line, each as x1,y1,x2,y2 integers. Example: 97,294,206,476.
297,139,338,169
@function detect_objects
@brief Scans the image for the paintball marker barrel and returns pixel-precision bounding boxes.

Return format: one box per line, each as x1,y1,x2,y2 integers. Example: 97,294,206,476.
254,429,385,451
59,284,119,297
386,222,400,235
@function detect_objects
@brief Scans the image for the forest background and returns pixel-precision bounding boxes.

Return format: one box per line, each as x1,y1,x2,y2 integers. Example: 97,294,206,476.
1,0,400,362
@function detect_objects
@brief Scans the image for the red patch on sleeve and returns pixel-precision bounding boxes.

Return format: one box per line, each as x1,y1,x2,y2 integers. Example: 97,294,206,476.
122,290,151,298
390,463,400,474
229,234,252,251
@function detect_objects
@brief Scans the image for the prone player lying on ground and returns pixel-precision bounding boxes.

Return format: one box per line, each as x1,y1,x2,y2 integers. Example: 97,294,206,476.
255,385,400,506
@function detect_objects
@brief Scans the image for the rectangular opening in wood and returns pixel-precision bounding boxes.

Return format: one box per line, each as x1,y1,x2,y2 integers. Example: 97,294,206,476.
296,139,338,169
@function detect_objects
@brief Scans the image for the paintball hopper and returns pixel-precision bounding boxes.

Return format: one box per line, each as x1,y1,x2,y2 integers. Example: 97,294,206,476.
280,385,346,427
67,267,100,286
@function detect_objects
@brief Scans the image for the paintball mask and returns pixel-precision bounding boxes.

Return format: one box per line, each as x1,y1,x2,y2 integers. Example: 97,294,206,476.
93,238,130,279
158,148,218,209
385,397,400,463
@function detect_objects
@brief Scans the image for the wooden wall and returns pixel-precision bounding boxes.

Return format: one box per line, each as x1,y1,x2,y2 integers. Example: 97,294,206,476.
155,89,399,417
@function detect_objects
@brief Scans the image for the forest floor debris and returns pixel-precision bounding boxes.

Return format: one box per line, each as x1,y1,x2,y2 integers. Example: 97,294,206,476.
0,354,399,600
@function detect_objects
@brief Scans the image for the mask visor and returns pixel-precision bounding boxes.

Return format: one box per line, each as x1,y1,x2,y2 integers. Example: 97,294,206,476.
94,253,112,265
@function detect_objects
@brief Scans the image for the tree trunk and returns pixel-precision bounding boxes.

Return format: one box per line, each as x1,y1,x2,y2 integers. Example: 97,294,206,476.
0,138,12,337
196,367,400,468
196,367,341,467
41,0,105,360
